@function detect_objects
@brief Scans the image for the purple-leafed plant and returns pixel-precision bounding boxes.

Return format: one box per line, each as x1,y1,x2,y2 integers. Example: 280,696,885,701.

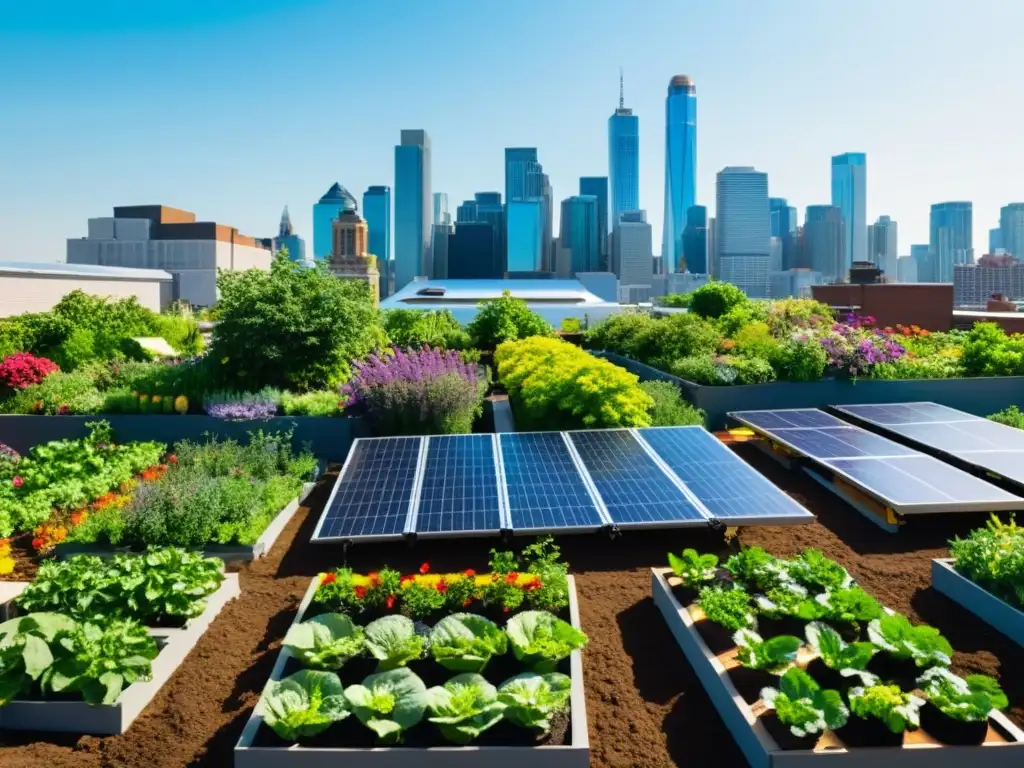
203,388,281,420
342,346,483,435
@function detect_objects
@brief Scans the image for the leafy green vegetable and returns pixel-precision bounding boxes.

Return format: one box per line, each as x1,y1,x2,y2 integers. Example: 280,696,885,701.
754,581,808,618
723,547,788,591
261,669,350,742
497,672,571,733
760,667,848,738
804,622,874,672
848,682,925,733
733,629,801,673
505,611,587,673
918,667,1007,722
785,549,853,592
283,613,364,670
429,614,507,673
698,586,755,631
345,668,428,744
797,587,883,623
363,615,427,670
425,673,506,744
667,549,718,587
0,613,76,705
867,613,952,668
950,514,1024,609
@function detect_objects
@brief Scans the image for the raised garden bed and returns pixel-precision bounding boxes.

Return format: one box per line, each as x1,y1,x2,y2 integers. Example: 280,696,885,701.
932,559,1024,649
233,575,589,768
0,573,240,735
650,566,1024,767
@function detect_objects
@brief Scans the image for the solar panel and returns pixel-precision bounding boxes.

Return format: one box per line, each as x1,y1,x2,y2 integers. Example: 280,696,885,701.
313,437,422,541
886,421,1024,453
411,434,503,537
732,409,848,431
498,432,609,533
834,402,983,426
637,427,813,525
772,426,918,460
567,429,707,528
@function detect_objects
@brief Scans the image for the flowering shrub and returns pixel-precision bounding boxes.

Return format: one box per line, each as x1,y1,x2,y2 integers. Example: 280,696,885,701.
817,322,906,379
342,346,483,435
1,371,105,415
203,388,281,420
0,353,59,391
0,538,14,575
0,443,19,468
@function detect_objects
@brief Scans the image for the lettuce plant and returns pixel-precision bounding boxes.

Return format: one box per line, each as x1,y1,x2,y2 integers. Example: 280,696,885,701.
345,668,428,744
698,586,755,631
805,622,874,672
667,548,718,587
848,682,925,733
797,587,883,623
429,614,507,673
760,667,848,738
497,672,571,733
505,610,588,673
733,629,801,673
723,547,789,591
754,581,808,618
0,612,76,705
283,613,364,670
785,550,853,592
867,613,952,668
917,667,1007,722
425,673,506,744
261,669,350,742
364,615,427,670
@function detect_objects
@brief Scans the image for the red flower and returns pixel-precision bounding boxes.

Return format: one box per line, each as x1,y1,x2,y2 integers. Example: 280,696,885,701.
386,595,396,610
400,574,415,585
462,599,472,607
435,579,448,594
320,573,337,586
354,585,368,600
12,476,22,488
58,405,70,415
502,606,511,613
369,572,380,586
463,569,476,578
168,455,179,465
419,562,430,575
31,537,44,550
71,512,83,526
505,572,519,585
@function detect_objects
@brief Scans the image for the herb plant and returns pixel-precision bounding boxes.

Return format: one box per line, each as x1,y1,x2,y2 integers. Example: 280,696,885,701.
496,672,571,733
505,610,588,673
760,667,848,738
429,614,507,674
917,667,1007,722
804,622,874,672
733,629,801,673
867,614,953,668
848,682,925,733
363,615,427,670
345,668,428,744
261,669,350,742
425,673,506,744
283,614,365,671
950,514,1024,609
698,586,755,631
668,548,718,587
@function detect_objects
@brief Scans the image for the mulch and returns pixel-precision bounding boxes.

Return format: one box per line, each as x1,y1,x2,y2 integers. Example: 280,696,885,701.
1,441,1021,768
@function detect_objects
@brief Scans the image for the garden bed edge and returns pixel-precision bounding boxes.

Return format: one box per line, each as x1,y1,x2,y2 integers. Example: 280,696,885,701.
931,558,1024,649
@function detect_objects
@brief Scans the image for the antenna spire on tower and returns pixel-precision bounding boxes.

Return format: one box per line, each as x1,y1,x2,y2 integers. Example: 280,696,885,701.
619,67,624,109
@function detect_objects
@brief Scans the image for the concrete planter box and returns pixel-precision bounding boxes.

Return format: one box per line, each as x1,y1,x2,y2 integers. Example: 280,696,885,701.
650,567,1024,768
598,352,1024,430
0,573,240,734
932,559,1024,648
234,576,589,768
0,415,367,462
52,480,316,563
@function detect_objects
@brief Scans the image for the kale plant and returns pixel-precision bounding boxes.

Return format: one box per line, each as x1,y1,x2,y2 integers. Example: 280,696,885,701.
698,586,755,632
804,622,874,672
848,682,925,733
785,549,853,592
496,672,571,733
429,614,507,674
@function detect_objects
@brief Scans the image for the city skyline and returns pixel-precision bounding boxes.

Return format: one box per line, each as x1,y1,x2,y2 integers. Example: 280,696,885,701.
4,0,1023,265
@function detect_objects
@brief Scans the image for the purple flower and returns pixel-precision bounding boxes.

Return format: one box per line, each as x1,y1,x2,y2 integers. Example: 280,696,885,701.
204,389,280,420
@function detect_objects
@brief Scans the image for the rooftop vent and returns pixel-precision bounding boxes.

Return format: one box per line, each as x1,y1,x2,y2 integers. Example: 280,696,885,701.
416,287,447,297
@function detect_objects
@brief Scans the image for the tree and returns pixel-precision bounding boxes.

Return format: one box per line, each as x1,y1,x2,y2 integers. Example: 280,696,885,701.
686,282,749,320
467,290,552,349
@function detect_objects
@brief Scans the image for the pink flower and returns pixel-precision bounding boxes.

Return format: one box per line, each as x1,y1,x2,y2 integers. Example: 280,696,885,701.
12,476,23,488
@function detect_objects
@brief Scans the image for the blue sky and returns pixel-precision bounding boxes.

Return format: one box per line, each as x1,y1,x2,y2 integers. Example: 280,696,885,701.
3,0,1021,263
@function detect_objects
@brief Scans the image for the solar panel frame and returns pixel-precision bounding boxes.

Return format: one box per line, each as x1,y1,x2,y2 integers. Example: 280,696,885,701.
311,436,425,543
832,402,984,426
728,408,849,431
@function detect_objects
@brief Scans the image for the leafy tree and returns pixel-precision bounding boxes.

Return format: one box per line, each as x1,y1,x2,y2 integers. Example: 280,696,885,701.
467,291,552,349
686,282,749,320
209,255,385,391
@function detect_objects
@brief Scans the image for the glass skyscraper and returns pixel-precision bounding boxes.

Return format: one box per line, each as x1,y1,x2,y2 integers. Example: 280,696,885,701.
804,205,846,282
662,75,697,272
274,206,306,263
1000,203,1024,258
929,202,973,282
608,74,639,226
506,200,543,273
363,186,391,296
769,197,797,239
312,183,348,260
911,243,932,282
579,177,608,269
505,149,547,273
830,153,867,269
715,167,771,298
682,205,708,274
394,130,431,291
867,215,898,278
560,195,599,275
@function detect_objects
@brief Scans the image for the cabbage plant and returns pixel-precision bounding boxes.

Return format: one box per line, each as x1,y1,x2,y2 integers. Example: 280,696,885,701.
917,667,1007,722
867,613,952,668
429,614,507,673
283,613,364,670
733,629,801,673
848,681,925,733
760,667,848,738
260,669,350,742
805,622,874,673
497,672,571,733
364,615,427,670
426,673,506,744
505,610,588,673
345,668,428,744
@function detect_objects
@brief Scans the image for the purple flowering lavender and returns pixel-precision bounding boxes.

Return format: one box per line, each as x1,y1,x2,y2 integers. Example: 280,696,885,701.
204,388,281,420
818,325,906,379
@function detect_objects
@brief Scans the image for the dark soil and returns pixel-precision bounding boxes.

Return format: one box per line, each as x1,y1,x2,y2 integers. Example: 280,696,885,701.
1,441,1022,768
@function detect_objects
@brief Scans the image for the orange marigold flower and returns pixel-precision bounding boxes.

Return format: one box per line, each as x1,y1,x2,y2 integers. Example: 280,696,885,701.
505,572,519,585
419,562,430,575
168,455,179,465
320,573,337,586
369,572,380,586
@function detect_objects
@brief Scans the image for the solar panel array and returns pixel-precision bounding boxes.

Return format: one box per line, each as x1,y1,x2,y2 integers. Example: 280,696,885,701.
834,401,1024,487
312,427,813,542
730,407,1024,515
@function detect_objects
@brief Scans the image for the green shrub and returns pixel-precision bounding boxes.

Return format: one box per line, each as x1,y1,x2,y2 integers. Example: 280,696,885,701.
467,290,552,349
716,303,772,339
773,339,828,382
728,356,777,384
871,355,962,380
960,323,1024,377
560,317,582,333
2,371,105,414
496,336,653,429
150,314,204,356
652,314,721,367
584,312,661,360
765,298,834,335
659,293,690,309
640,381,704,426
670,354,776,386
989,406,1024,429
383,309,470,350
281,390,342,417
686,282,749,320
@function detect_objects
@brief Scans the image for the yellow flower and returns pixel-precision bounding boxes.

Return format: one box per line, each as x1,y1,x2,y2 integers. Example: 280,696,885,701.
475,575,495,587
0,558,14,576
351,575,372,587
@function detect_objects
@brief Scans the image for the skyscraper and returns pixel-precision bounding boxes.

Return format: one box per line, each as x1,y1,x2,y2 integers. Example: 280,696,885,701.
363,186,391,297
327,192,379,305
867,215,898,278
930,202,973,282
394,129,432,291
769,198,798,240
1000,203,1024,258
559,195,599,275
682,205,708,273
911,243,932,281
433,193,450,225
579,176,609,268
715,167,771,298
804,205,846,282
505,149,547,273
430,192,452,279
990,227,1004,253
274,206,306,263
608,70,639,224
897,255,918,283
662,75,697,272
505,148,541,202
613,210,653,286
448,223,499,279
313,183,348,260
831,152,867,269
506,200,543,273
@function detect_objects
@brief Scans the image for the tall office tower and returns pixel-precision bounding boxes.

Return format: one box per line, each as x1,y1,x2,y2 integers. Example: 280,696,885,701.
579,177,609,268
990,227,1004,253
456,199,478,223
313,183,348,260
662,75,697,271
608,70,640,225
707,217,716,277
541,174,554,271
433,193,451,225
448,222,500,279
613,210,654,286
681,205,708,273
473,192,506,273
930,202,973,282
559,195,600,275
394,129,432,291
803,205,846,282
911,243,933,282
430,221,453,278
897,255,918,283
831,152,867,269
274,206,306,263
328,193,379,305
505,148,541,201
1000,203,1024,258
715,167,771,298
867,215,898,278
363,186,391,298
505,149,546,272
769,197,798,240
783,226,806,270
506,200,543,272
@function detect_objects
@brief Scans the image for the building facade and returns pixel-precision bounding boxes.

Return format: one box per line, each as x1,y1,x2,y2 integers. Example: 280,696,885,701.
990,227,1004,254
682,205,708,274
448,222,500,279
867,214,898,279
363,185,391,298
608,74,640,226
328,195,380,305
930,201,973,282
579,176,609,269
662,75,697,272
831,152,866,269
560,195,600,275
433,193,450,226
506,200,543,273
313,183,347,260
394,129,432,291
1000,203,1024,259
612,210,653,287
803,205,846,283
770,268,823,299
897,255,918,283
0,262,174,317
274,206,306,263
715,167,771,298
911,243,933,282
954,253,1024,307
